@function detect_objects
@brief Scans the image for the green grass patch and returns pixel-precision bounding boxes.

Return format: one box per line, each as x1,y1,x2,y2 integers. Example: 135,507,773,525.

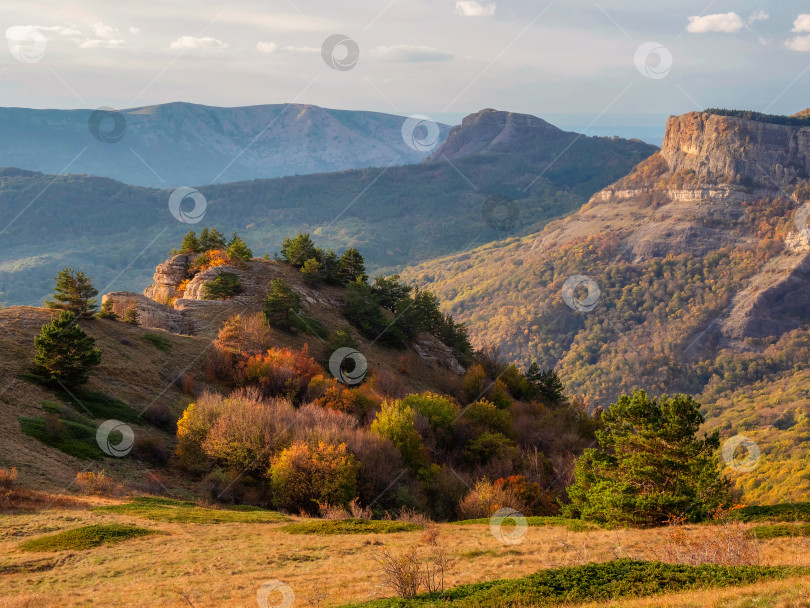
281,519,423,535
20,524,157,552
141,333,172,352
57,389,140,424
748,523,810,540
729,503,810,523
94,497,288,524
339,560,806,608
18,415,100,460
292,313,329,339
453,516,595,532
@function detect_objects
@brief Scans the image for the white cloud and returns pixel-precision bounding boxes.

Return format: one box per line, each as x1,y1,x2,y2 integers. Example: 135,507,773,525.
786,35,810,52
256,41,278,53
686,12,745,34
6,24,82,41
281,45,319,55
129,27,140,35
169,35,229,50
373,45,454,62
792,14,810,33
80,39,126,49
90,22,120,40
748,11,769,24
455,1,495,17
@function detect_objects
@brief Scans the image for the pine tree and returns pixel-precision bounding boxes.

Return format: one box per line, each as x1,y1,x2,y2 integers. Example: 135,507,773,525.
280,233,318,268
122,300,140,325
338,248,368,284
45,268,98,319
263,279,302,331
179,230,201,254
563,390,731,526
320,249,341,284
227,232,253,262
527,364,567,406
97,300,118,320
34,311,102,386
300,257,322,284
200,228,227,251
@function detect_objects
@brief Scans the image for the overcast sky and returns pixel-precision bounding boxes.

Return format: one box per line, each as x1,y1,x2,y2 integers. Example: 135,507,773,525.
3,0,810,136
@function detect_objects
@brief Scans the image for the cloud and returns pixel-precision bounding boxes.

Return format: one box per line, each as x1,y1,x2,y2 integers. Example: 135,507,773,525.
256,41,278,53
129,27,140,35
90,22,120,39
6,24,82,42
455,1,495,17
169,36,229,50
373,45,453,62
792,14,810,33
686,12,745,34
786,35,810,52
748,11,769,24
80,39,126,49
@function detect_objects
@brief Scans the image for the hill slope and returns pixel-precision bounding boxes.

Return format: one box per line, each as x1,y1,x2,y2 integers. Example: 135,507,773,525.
0,109,656,306
404,109,810,503
0,102,450,187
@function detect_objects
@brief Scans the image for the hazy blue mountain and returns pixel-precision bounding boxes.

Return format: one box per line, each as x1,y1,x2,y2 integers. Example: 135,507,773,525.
0,102,450,188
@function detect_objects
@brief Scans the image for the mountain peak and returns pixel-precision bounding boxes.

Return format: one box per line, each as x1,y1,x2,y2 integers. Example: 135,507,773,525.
427,108,566,161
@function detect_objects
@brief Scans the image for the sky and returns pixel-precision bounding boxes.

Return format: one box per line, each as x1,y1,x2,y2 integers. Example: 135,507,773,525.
3,0,810,142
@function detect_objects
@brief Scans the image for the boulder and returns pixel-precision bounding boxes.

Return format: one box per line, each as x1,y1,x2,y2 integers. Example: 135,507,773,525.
102,292,195,335
412,332,465,375
143,254,189,304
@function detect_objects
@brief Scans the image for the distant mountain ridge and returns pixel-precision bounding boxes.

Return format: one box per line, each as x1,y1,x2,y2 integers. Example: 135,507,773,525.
0,102,451,187
0,108,656,306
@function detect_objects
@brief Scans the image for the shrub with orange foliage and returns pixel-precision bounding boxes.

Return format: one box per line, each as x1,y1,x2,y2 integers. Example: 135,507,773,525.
456,478,526,520
240,344,323,402
216,312,273,357
494,475,558,516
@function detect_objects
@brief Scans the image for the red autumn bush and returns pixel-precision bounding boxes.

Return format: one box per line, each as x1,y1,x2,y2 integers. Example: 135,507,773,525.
240,344,323,402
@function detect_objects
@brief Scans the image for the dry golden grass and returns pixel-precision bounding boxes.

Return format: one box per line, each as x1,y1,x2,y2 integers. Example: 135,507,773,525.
2,501,810,608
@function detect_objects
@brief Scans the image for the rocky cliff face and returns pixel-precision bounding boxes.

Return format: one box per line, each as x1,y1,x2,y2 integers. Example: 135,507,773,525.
661,112,810,188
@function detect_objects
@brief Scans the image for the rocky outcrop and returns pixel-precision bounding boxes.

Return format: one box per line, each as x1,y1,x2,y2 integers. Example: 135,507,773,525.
661,112,810,188
722,253,810,339
102,292,195,335
143,255,189,304
182,265,247,300
412,333,465,375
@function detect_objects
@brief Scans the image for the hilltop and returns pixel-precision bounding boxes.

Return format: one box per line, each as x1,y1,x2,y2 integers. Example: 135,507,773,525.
0,109,656,306
404,108,810,503
0,102,450,187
